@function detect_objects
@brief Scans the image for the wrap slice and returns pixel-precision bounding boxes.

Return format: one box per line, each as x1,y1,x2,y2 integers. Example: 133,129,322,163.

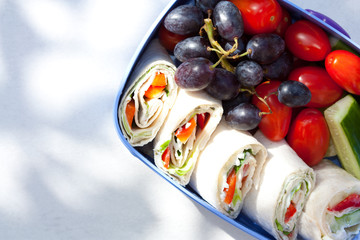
189,120,267,219
153,89,223,186
119,39,178,146
243,131,315,240
299,159,360,240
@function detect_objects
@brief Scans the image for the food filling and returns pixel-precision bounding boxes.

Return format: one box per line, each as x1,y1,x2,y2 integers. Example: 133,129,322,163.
160,112,210,175
220,149,256,214
275,176,312,239
125,72,168,129
327,193,360,236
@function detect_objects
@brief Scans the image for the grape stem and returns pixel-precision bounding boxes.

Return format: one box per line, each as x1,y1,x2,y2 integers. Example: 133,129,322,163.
230,48,251,59
255,91,273,117
240,87,273,116
203,18,235,73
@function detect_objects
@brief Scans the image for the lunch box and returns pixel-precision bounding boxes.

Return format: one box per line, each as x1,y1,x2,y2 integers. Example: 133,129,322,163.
113,1,360,239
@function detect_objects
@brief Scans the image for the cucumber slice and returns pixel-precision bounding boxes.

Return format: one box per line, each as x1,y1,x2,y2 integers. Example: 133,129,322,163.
324,95,360,179
325,137,337,158
329,36,359,57
330,209,360,233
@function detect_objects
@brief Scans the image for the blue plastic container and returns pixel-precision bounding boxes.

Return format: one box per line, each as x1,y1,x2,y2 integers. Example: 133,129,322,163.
114,1,360,239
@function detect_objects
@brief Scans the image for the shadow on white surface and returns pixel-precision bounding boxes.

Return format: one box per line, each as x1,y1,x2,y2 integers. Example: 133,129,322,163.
0,0,257,239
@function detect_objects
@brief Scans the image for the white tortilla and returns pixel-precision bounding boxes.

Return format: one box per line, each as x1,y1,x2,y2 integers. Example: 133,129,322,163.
242,131,315,240
299,159,360,240
189,120,267,219
119,39,178,146
153,89,223,186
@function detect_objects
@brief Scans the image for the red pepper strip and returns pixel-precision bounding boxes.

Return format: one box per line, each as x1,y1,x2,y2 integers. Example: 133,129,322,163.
151,72,167,87
197,112,210,130
175,117,197,143
241,175,248,187
161,147,170,169
125,99,136,128
223,168,237,205
241,164,250,186
328,193,360,212
144,73,167,99
144,85,166,99
284,201,297,223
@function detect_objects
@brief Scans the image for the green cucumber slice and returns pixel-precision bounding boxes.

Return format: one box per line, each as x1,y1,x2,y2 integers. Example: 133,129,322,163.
329,36,359,57
330,209,360,233
324,95,360,179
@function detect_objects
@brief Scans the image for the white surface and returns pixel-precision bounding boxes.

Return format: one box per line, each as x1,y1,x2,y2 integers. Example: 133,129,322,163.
0,0,358,240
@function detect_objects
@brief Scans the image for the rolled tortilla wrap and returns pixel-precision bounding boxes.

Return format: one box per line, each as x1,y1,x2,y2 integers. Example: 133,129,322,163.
299,159,360,240
189,120,267,219
154,89,223,186
243,131,315,240
119,39,178,146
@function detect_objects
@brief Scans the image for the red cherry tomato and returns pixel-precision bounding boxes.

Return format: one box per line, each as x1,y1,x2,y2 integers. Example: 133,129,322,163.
252,81,292,141
285,20,331,61
274,7,291,37
286,108,330,167
158,24,190,52
288,66,343,108
229,0,282,35
325,50,360,95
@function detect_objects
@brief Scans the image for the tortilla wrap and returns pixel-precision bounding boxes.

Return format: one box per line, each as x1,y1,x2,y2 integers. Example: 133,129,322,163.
119,39,178,146
189,120,267,218
299,159,360,240
153,89,223,186
243,131,315,240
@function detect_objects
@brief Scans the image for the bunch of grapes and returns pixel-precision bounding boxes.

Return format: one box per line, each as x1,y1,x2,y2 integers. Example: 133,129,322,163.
161,0,311,131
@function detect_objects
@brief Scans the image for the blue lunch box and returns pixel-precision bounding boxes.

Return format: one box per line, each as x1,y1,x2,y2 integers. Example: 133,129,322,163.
113,1,360,239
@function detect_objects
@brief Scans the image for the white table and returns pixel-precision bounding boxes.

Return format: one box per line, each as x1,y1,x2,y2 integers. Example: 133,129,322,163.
0,0,358,239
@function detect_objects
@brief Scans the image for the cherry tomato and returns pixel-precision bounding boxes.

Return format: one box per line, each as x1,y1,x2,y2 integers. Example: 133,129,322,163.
325,50,360,95
286,108,330,167
252,81,292,141
229,0,282,35
158,24,190,52
285,20,331,61
288,66,343,108
274,7,291,37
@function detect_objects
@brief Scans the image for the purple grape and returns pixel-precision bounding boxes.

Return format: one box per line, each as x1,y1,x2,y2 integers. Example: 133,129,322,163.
225,102,261,131
174,36,212,62
175,57,215,91
246,33,285,64
196,0,220,13
235,60,263,87
213,1,244,41
277,80,312,107
262,51,293,80
204,68,240,100
222,91,252,114
164,5,204,35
